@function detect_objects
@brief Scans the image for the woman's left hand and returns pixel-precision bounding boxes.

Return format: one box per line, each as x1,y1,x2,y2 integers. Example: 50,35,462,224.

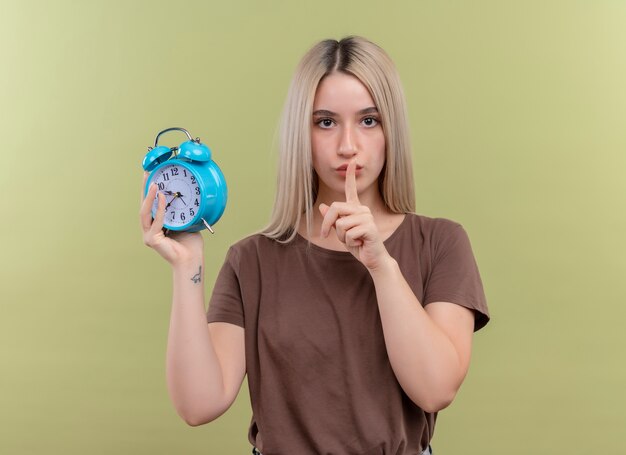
319,159,391,271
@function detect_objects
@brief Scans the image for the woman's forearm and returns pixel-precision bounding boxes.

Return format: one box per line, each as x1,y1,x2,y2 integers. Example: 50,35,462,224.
166,259,226,425
369,256,467,413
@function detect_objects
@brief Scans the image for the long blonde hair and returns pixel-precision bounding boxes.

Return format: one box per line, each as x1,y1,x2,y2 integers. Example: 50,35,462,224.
262,36,415,242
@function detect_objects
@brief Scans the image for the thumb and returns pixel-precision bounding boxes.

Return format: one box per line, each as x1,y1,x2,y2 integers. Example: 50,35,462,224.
319,203,329,217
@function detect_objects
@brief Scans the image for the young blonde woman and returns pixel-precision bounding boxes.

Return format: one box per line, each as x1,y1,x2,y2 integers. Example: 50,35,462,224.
140,36,489,455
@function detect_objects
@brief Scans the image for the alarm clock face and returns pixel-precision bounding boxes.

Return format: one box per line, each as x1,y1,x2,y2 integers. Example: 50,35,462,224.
149,163,201,228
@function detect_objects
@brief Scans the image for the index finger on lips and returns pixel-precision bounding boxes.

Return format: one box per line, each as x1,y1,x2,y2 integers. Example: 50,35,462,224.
345,159,359,204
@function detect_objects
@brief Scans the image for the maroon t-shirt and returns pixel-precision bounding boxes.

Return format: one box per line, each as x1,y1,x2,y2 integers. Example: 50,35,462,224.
207,213,489,454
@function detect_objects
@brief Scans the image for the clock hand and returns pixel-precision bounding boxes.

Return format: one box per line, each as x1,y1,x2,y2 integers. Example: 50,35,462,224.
165,195,176,210
168,191,187,206
163,190,183,197
161,191,188,210
164,192,189,210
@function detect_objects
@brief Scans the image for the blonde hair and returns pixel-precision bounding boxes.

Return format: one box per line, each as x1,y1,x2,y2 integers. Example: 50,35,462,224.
262,36,415,242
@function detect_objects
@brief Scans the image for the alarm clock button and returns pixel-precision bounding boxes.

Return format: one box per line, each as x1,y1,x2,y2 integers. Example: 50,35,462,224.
178,140,211,162
142,145,173,171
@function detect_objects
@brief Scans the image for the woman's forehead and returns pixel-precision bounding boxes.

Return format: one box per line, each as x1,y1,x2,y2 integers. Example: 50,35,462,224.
313,72,376,112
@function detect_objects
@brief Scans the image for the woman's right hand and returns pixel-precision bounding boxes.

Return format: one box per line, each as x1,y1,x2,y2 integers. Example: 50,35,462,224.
140,172,203,266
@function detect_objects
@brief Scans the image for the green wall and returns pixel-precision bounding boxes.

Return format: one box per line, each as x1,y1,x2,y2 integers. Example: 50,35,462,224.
1,1,624,453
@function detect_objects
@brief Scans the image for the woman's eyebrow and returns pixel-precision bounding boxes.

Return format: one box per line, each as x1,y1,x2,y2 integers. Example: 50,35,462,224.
312,107,378,116
357,107,379,115
312,109,336,117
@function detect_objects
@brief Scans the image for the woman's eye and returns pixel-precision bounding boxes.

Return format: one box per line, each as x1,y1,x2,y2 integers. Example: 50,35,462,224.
361,117,379,127
317,118,334,128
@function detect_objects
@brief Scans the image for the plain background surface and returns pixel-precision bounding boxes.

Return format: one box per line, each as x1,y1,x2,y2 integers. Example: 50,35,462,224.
1,1,624,453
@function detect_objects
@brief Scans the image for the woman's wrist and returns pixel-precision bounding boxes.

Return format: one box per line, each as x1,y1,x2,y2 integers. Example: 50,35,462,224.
367,252,398,277
171,255,204,273
171,260,205,297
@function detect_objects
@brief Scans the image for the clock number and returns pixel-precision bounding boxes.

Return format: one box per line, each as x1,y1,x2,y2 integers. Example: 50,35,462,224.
172,167,179,176
170,211,175,219
194,198,199,207
181,212,186,221
195,187,200,195
190,176,196,184
189,208,195,217
157,182,165,190
183,169,187,177
162,172,170,181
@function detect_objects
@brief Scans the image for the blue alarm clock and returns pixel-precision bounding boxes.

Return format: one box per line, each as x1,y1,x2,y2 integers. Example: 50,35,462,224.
142,127,227,233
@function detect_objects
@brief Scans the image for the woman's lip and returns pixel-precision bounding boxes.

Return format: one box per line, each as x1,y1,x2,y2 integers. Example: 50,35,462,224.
335,165,362,171
336,168,362,176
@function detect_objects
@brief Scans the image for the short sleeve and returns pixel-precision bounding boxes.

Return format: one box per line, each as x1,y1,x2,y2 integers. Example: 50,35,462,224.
423,223,490,331
206,247,245,328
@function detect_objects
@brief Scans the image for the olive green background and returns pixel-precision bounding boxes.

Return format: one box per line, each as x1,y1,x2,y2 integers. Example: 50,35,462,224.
1,1,624,453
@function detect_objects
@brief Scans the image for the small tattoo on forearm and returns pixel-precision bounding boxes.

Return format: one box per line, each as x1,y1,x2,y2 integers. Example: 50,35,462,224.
191,266,202,284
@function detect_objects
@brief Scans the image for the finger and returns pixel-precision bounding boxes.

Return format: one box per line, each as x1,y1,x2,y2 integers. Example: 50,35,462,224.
335,213,370,244
320,204,340,238
323,202,365,216
141,171,149,203
319,203,330,217
344,225,368,248
345,158,359,204
140,182,158,231
149,192,167,235
320,202,367,237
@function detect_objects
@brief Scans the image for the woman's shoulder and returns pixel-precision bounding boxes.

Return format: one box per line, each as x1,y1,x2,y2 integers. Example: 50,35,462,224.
227,232,298,257
401,213,479,263
227,233,266,255
404,212,464,235
222,232,305,276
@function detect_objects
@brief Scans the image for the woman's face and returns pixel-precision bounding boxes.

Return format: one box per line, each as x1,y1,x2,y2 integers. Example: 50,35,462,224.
311,72,386,202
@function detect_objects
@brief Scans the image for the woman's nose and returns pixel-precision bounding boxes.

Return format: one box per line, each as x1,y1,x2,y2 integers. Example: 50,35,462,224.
338,125,357,157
